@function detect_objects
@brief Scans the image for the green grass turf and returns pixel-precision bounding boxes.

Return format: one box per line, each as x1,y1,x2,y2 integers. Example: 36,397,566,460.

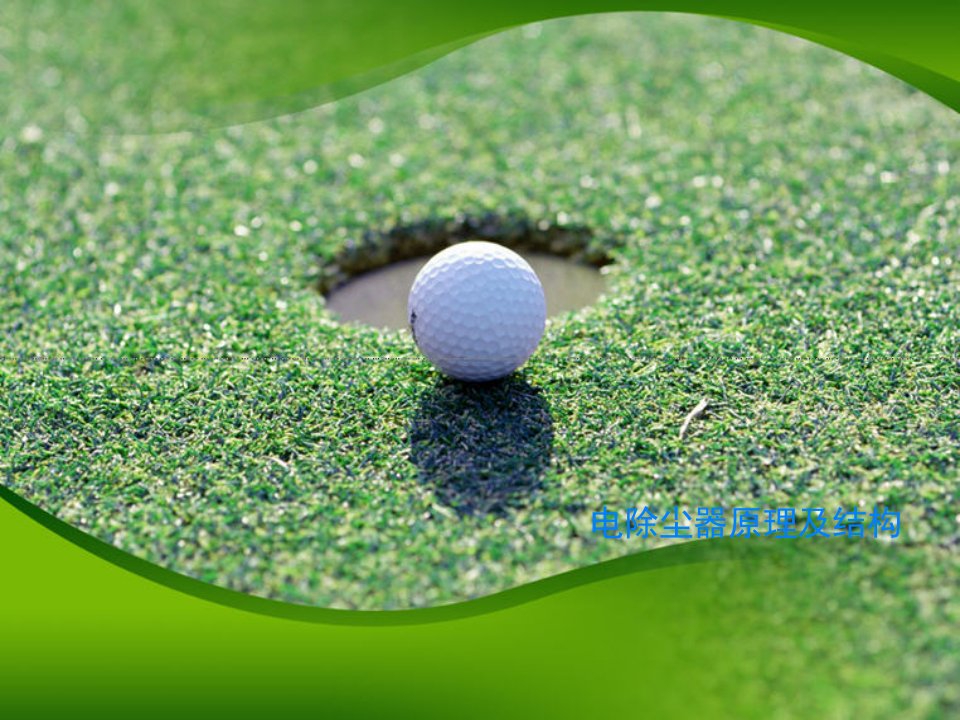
1,8,958,661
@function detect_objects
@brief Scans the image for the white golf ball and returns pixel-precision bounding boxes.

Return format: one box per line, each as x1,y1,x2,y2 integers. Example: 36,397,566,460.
408,241,547,382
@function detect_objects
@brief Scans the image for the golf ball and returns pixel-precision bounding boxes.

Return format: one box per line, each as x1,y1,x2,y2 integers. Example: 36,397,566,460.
408,241,547,382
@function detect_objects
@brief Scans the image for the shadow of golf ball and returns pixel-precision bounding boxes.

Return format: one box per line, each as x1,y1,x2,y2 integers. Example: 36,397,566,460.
408,377,554,516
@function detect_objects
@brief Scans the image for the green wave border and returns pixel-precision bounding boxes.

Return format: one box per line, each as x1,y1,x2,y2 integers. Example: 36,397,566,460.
4,2,960,132
0,485,767,623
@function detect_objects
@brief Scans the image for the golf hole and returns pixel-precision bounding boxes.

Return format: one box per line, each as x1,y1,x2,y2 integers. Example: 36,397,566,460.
321,215,612,330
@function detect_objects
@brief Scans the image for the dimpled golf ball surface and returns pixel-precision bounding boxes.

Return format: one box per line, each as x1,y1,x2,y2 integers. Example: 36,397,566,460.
409,242,547,382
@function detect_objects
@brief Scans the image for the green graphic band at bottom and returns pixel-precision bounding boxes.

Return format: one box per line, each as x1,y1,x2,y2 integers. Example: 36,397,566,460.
0,490,950,718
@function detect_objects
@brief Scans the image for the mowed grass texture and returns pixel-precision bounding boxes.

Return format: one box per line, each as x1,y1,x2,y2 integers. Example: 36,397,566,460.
2,7,958,643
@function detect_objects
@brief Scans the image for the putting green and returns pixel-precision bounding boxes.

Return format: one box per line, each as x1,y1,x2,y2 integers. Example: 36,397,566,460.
1,10,957,635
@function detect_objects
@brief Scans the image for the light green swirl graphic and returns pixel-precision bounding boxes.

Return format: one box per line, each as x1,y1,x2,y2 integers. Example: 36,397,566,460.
2,486,956,717
2,1,959,132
